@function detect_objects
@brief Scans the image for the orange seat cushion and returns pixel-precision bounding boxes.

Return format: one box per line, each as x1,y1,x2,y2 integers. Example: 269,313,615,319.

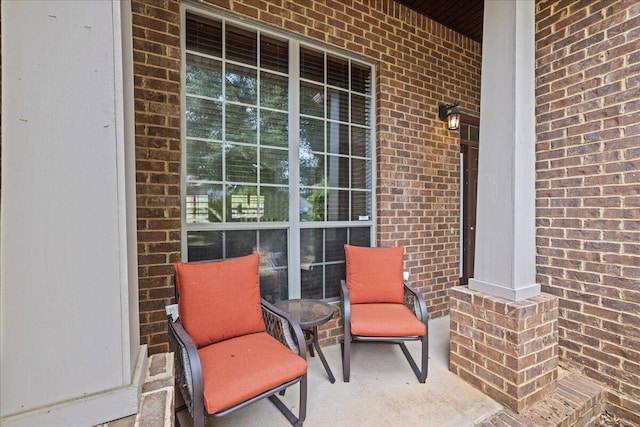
175,253,265,348
350,303,426,337
344,244,404,304
198,332,307,415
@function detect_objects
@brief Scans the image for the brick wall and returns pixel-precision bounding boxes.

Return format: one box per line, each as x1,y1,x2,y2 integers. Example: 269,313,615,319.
535,0,640,423
131,0,481,354
131,0,182,355
450,287,559,413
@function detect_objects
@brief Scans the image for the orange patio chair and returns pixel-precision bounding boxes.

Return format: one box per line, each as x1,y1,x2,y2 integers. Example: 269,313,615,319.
341,244,429,383
168,253,308,427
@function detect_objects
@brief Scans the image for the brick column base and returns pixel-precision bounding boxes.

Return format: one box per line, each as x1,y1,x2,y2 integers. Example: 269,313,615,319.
449,286,559,413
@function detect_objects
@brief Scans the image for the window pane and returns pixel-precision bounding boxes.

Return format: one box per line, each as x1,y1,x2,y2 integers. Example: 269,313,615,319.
260,187,289,222
186,97,222,139
325,263,345,299
326,228,347,262
186,140,222,181
351,62,371,94
351,126,369,158
351,94,370,126
301,228,323,265
225,144,257,183
299,227,348,300
301,267,323,299
460,124,469,140
227,186,259,222
327,55,348,89
300,82,324,117
261,268,288,303
226,64,257,104
186,183,223,223
187,230,223,261
300,152,324,187
260,229,288,266
300,188,325,221
301,228,324,299
351,191,370,220
186,54,222,99
300,117,325,152
260,148,288,185
225,104,257,144
259,228,289,302
351,158,370,189
300,47,324,82
327,122,349,155
327,88,349,122
327,189,349,221
186,14,222,57
326,155,349,188
260,110,288,147
260,72,288,110
226,230,256,257
261,186,289,222
226,25,257,66
470,125,480,142
349,227,371,246
260,36,288,73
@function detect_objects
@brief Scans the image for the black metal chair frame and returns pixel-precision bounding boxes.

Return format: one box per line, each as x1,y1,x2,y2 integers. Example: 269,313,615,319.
169,297,308,427
340,279,429,383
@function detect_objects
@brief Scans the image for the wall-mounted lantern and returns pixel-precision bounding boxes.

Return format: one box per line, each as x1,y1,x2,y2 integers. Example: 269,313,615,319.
438,102,461,130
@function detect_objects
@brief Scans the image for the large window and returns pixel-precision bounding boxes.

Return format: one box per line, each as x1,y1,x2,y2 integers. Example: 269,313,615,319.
182,9,375,302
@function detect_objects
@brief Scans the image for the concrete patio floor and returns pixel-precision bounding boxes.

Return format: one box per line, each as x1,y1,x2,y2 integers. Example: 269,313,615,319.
176,315,504,427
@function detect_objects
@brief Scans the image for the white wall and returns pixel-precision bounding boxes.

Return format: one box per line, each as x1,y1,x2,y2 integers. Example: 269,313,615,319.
0,1,145,425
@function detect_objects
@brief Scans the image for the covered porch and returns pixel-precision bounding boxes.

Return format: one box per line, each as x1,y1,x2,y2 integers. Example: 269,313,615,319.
2,0,639,426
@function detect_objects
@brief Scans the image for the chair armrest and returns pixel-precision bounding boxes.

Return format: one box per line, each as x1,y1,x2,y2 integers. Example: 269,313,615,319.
340,279,351,321
261,299,307,360
168,317,204,418
340,279,352,343
403,281,429,324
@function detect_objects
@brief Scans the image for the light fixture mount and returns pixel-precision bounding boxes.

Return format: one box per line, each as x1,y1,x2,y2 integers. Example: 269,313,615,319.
438,102,461,130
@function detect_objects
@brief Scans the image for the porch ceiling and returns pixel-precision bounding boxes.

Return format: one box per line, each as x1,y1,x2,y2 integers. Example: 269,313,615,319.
397,0,484,43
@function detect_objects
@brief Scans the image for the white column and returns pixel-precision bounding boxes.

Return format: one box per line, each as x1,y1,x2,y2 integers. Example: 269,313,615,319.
0,1,146,426
468,0,540,301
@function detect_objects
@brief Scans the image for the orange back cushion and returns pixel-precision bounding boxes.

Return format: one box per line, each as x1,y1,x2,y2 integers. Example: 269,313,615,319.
344,244,404,304
175,253,265,348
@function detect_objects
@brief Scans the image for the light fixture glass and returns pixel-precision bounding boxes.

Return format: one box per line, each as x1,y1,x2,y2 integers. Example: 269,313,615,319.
438,102,461,131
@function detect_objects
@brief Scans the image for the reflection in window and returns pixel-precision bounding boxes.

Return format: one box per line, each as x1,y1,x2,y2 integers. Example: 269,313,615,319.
185,183,223,223
185,195,209,223
230,194,264,220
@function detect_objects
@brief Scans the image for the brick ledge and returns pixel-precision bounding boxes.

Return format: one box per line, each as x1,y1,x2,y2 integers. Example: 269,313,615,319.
476,369,604,427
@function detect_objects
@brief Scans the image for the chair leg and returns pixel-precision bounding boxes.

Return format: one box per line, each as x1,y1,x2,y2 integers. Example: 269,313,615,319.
420,328,429,383
268,375,307,426
341,339,351,382
297,373,307,426
399,337,428,383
